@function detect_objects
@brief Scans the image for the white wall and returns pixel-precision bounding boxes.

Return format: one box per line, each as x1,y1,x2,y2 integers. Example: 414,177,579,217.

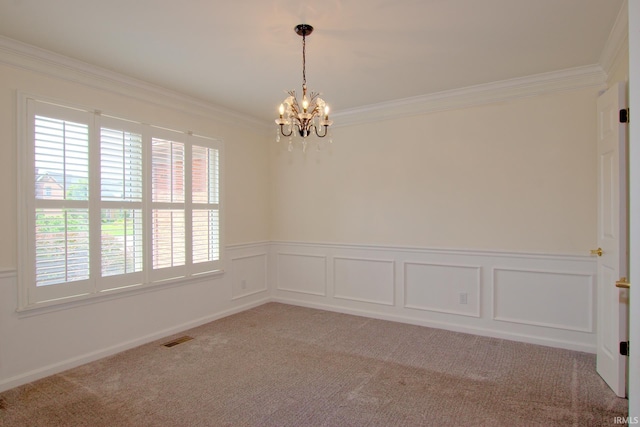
268,40,630,354
0,41,271,392
267,85,603,352
270,87,598,253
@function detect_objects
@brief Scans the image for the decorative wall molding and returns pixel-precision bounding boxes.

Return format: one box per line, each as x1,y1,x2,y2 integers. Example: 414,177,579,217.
230,253,268,300
268,240,591,261
270,241,597,353
0,36,269,132
404,262,481,318
332,65,607,127
227,241,271,250
333,257,395,306
276,252,327,296
0,269,16,279
492,267,595,333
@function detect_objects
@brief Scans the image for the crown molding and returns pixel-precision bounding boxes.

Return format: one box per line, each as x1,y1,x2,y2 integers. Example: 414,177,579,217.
0,35,269,132
599,0,628,78
332,65,607,127
0,32,615,132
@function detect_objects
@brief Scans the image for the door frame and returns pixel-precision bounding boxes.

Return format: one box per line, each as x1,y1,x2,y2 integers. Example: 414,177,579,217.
627,0,639,418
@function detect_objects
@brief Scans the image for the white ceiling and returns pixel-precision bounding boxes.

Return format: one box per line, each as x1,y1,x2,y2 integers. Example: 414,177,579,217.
0,0,625,123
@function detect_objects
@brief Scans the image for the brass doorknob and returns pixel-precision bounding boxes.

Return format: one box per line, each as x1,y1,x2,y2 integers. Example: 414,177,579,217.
616,277,630,289
590,248,603,256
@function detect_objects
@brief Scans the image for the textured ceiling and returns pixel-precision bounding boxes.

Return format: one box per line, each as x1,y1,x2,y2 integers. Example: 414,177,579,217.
0,0,625,123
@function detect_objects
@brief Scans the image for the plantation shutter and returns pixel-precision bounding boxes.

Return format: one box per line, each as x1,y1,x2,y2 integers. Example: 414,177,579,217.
28,101,93,304
150,132,187,281
98,116,145,290
191,142,221,272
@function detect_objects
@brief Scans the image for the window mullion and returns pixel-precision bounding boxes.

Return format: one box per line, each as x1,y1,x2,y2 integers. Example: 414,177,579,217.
142,128,152,285
185,137,193,271
20,95,36,307
89,112,101,292
64,211,69,282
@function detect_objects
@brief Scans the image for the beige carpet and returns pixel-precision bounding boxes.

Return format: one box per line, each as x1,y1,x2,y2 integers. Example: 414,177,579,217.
0,303,628,426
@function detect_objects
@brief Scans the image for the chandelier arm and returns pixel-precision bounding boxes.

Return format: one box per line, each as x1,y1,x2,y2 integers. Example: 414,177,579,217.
279,124,293,137
314,125,329,138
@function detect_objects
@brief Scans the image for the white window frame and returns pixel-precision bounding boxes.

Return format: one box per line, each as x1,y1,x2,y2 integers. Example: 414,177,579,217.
17,93,224,311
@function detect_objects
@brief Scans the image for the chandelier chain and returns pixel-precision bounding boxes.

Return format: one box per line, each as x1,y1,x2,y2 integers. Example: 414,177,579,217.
302,32,306,86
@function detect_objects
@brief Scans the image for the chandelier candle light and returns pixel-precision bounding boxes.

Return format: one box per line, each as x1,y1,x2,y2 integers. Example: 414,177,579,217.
275,24,332,150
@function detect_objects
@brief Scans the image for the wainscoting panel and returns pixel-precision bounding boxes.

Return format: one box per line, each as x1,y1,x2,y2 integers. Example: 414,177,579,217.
404,262,481,317
0,241,600,393
231,253,268,300
333,257,395,306
270,241,598,353
492,268,594,332
276,253,327,296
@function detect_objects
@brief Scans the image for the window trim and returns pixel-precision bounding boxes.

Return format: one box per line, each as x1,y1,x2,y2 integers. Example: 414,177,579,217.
17,92,225,312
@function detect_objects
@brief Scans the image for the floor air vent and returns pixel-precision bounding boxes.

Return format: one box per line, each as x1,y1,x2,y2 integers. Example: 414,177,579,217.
163,336,194,348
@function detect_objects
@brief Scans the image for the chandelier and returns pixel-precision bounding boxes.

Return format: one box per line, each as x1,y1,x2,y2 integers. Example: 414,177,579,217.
275,24,332,149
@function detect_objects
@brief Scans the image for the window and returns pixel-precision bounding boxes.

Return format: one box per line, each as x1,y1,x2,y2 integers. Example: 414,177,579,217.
18,96,223,309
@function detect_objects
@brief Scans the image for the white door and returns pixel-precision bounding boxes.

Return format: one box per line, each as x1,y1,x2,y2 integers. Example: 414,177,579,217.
596,82,629,398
